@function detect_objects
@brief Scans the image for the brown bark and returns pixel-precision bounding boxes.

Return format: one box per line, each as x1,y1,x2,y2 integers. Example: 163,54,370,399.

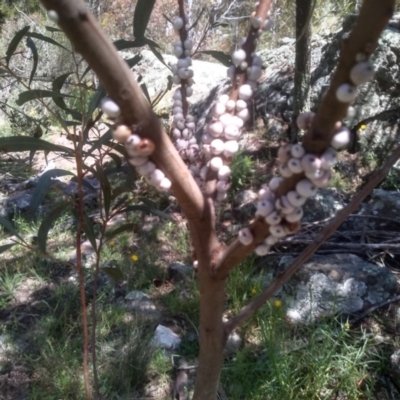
291,0,313,142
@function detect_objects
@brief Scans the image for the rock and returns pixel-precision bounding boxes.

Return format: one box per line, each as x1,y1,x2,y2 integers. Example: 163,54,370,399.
276,254,398,324
348,189,400,231
125,290,150,301
168,262,192,282
151,325,181,350
302,188,347,222
390,349,400,390
0,189,35,219
125,291,161,320
225,331,242,354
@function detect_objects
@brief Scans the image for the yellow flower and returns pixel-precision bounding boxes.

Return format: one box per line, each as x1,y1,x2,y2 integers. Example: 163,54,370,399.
274,299,282,308
344,322,350,330
131,254,138,262
109,241,115,247
359,124,367,131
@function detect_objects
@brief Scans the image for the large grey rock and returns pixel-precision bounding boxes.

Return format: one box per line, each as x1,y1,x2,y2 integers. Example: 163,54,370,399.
275,254,398,324
302,188,347,222
344,189,400,231
151,325,181,350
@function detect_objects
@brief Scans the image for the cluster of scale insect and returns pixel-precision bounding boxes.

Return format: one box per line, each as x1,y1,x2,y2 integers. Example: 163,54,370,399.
170,16,200,172
238,52,375,256
100,99,172,192
195,11,273,202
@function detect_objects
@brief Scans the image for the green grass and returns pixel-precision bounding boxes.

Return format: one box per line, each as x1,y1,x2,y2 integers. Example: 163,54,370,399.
222,304,382,400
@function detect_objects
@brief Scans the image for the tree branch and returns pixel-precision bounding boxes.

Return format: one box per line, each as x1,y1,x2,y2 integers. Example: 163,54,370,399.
225,143,400,334
215,0,395,279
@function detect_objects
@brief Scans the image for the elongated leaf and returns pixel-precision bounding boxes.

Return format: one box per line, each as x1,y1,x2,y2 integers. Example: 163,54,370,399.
125,54,142,69
117,205,172,220
52,72,72,92
26,32,69,51
95,164,112,219
139,197,158,209
107,152,122,167
111,186,130,201
147,41,169,68
199,50,231,67
26,37,38,86
16,90,73,106
144,38,161,50
105,223,136,240
0,216,26,244
0,243,16,254
140,83,151,104
69,176,97,192
133,0,156,40
71,208,97,251
113,39,141,51
37,201,70,253
29,169,74,215
45,25,62,33
6,26,30,65
86,128,112,155
85,85,105,122
100,266,124,282
0,136,73,154
112,195,130,211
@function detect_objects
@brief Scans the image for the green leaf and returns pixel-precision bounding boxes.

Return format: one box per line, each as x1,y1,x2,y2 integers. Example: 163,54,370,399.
140,83,151,104
69,176,97,192
6,26,30,65
105,223,136,240
52,72,73,92
29,169,74,215
0,216,26,244
85,84,105,122
0,136,73,154
95,164,112,219
125,54,142,69
45,25,62,33
198,50,232,67
26,37,38,86
147,41,169,68
133,0,156,40
71,209,97,251
16,90,73,106
0,243,17,254
86,127,112,156
111,186,130,201
107,152,122,167
26,32,69,51
113,39,141,51
37,201,70,254
51,73,82,121
100,266,124,282
117,205,172,220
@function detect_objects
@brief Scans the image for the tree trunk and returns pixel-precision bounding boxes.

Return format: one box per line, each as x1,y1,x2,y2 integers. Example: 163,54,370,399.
291,0,313,142
192,271,227,399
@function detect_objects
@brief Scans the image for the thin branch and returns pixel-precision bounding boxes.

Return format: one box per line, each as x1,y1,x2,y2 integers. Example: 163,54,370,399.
225,143,400,334
215,0,395,279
